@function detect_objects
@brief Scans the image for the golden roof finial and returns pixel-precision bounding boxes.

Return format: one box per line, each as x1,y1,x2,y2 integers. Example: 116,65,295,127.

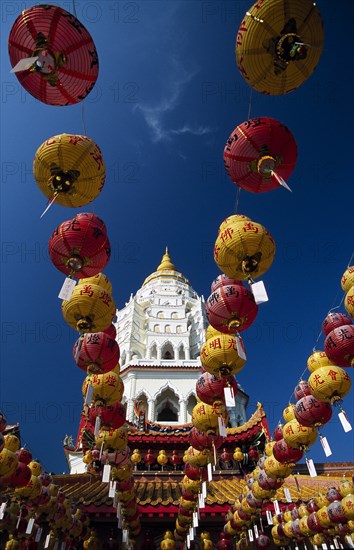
157,247,176,272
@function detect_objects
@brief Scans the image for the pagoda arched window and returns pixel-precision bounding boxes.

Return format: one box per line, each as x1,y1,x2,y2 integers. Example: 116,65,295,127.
171,312,179,319
186,394,197,422
155,387,179,422
176,325,182,334
165,325,171,333
161,342,174,359
157,311,164,318
120,351,126,366
178,344,185,360
150,343,157,360
154,324,160,333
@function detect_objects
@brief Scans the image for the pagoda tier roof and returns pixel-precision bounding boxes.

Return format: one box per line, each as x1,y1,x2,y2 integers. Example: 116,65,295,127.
52,465,354,515
126,403,269,447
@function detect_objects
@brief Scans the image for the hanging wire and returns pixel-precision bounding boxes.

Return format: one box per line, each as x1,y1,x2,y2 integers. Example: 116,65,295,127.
81,99,88,135
247,88,253,120
234,186,241,214
273,251,354,430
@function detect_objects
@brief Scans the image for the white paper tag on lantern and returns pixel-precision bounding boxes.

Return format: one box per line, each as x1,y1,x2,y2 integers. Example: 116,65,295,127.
207,462,213,481
330,546,335,550
236,334,247,360
334,539,340,549
26,518,35,534
251,280,269,304
0,502,7,520
306,458,317,477
198,493,205,509
85,383,94,406
254,524,259,538
322,544,328,550
190,527,194,541
44,535,51,549
338,412,352,432
224,386,235,407
202,481,207,498
248,529,254,542
193,511,198,527
320,436,332,457
35,528,43,542
58,277,77,301
273,500,281,515
218,416,227,437
122,530,128,543
109,480,116,498
345,536,354,549
266,510,273,525
16,513,21,529
284,487,292,503
10,56,39,73
273,171,292,192
94,416,101,438
102,464,111,483
74,337,83,363
186,535,190,548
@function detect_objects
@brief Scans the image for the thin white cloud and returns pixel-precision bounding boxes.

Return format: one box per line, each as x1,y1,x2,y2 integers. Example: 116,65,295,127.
134,57,212,142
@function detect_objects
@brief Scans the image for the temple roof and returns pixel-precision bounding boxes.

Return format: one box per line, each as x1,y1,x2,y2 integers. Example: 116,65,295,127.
52,468,354,512
142,248,190,286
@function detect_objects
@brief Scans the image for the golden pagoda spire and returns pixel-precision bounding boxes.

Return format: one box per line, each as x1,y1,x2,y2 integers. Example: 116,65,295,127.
157,247,176,272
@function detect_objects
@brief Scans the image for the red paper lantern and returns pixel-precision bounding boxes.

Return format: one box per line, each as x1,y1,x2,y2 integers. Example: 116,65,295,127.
255,534,271,549
327,501,347,523
10,462,32,488
73,332,119,374
294,380,311,401
324,325,354,367
16,448,32,465
273,423,284,441
8,5,99,106
196,372,238,406
326,487,342,503
206,283,258,333
322,312,352,336
224,117,297,193
307,512,325,533
307,499,319,514
103,324,117,339
294,396,332,427
257,470,283,490
170,450,181,467
184,462,208,481
273,438,303,464
89,402,126,430
49,213,110,278
211,274,244,292
143,450,155,465
188,427,224,451
220,448,232,462
248,446,259,461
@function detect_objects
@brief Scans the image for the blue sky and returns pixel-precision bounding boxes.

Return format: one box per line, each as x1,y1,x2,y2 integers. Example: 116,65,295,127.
1,0,353,474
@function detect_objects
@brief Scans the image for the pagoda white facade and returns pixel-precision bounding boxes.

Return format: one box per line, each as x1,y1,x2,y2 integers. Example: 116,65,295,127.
115,249,248,427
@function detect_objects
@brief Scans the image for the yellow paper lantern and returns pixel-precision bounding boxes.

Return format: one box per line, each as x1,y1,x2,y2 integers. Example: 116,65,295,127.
345,286,354,318
157,450,169,466
317,506,333,528
62,283,116,333
82,365,123,405
185,446,210,467
342,494,354,520
298,504,309,518
235,0,324,95
0,448,18,477
214,215,275,280
298,515,312,536
265,441,276,456
33,134,105,208
282,521,293,539
308,366,352,403
264,455,293,479
131,449,141,465
283,510,292,523
282,419,317,449
15,474,42,499
251,481,275,500
78,273,112,293
192,401,229,435
200,333,246,378
340,479,354,497
181,475,202,494
283,404,296,422
233,447,244,461
28,460,42,476
311,533,326,546
3,435,20,453
342,267,354,293
205,324,224,341
95,426,128,451
307,351,334,373
5,536,20,550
